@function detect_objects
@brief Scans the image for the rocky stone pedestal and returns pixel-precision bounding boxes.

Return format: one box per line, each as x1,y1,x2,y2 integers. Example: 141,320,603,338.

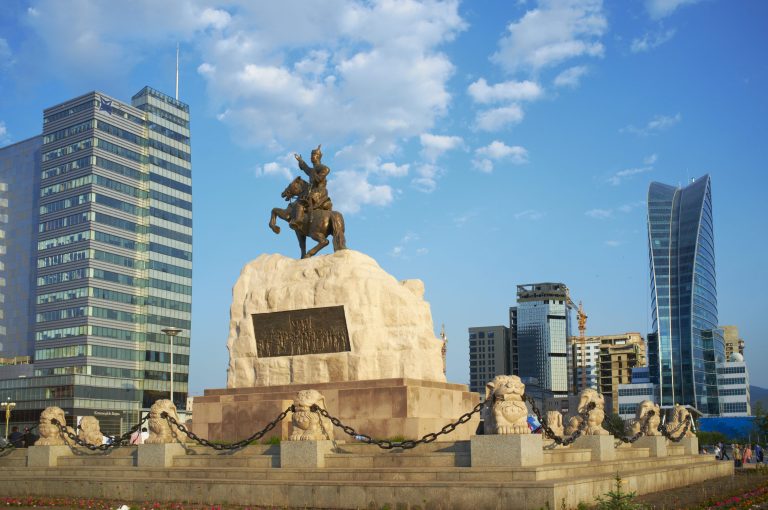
573,435,615,462
633,435,667,457
137,443,185,467
679,436,699,455
281,440,334,468
191,378,479,443
470,434,543,467
27,445,71,467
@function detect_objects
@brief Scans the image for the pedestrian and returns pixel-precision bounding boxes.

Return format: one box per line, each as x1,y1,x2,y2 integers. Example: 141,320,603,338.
744,444,752,464
8,426,24,448
733,444,743,468
714,444,721,459
140,427,149,442
720,441,730,460
129,427,144,445
22,427,38,448
756,444,764,464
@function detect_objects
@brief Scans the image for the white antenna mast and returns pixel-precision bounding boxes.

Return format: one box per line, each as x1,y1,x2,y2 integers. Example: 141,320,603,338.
175,43,180,100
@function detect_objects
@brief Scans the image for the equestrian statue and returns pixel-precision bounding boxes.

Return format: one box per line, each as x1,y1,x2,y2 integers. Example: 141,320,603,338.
269,144,347,258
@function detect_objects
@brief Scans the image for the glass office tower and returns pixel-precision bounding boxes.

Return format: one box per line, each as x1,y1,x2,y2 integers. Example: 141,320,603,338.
647,175,722,415
515,283,571,394
0,87,191,433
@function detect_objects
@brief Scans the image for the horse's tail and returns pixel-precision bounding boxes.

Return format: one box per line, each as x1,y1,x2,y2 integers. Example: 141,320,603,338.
331,211,347,251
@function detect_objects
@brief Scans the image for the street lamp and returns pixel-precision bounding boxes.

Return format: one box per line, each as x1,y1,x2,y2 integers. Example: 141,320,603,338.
2,397,16,441
161,328,183,406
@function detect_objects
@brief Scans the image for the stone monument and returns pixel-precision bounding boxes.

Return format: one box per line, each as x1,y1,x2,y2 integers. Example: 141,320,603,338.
192,145,478,442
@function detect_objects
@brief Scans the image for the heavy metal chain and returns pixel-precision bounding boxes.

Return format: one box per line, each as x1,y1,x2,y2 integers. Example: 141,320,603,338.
161,406,293,450
617,410,655,444
50,415,149,451
658,415,691,442
0,441,15,452
524,394,595,446
311,402,485,450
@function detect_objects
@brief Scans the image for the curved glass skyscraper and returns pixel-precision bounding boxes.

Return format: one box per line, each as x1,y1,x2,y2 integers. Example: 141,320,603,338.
647,175,723,415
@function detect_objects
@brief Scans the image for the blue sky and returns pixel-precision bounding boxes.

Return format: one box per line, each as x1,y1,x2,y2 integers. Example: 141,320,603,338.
1,0,766,391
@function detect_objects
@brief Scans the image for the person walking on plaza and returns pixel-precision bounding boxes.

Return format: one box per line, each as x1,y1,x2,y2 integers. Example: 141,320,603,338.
719,441,730,460
8,426,24,448
733,444,743,468
756,444,764,464
744,444,752,464
22,427,38,447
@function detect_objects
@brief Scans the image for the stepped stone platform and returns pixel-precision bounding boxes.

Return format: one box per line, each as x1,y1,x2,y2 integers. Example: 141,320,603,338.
0,438,733,509
192,378,480,442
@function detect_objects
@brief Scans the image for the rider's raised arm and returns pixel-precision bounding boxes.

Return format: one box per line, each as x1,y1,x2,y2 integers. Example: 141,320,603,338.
297,157,312,175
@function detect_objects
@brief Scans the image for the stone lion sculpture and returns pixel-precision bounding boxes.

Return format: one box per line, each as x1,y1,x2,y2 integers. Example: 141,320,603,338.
666,403,695,437
545,410,565,437
37,406,74,446
146,399,186,444
78,416,104,445
482,375,530,435
630,399,661,436
290,389,334,441
564,388,608,436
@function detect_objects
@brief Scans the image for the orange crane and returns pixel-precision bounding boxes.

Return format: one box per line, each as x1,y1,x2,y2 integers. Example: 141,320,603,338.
577,301,588,390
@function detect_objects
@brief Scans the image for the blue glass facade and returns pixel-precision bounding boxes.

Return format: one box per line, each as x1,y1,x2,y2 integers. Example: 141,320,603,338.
647,175,723,415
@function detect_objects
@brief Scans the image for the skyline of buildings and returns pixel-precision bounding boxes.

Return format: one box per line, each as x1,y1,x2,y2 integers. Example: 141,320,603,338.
0,87,192,433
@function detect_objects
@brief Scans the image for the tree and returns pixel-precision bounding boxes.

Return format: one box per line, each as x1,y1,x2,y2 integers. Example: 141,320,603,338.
603,413,627,437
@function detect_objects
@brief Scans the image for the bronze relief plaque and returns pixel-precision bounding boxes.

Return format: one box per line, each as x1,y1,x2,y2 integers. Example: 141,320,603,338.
252,306,351,358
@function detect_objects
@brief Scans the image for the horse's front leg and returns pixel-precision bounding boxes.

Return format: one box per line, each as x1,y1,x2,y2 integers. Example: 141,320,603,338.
297,232,307,259
306,231,330,258
270,207,291,234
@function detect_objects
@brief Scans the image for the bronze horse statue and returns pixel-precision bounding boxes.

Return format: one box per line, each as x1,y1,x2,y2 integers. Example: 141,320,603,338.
269,177,347,258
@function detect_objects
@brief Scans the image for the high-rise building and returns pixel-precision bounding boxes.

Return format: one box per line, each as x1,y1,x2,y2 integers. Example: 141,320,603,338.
597,333,645,412
567,335,600,394
716,353,751,416
516,283,571,394
508,306,518,375
0,87,192,433
721,325,745,360
647,175,723,415
468,325,509,396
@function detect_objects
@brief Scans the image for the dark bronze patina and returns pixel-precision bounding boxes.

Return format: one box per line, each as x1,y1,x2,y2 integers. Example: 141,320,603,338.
268,144,347,258
252,306,351,358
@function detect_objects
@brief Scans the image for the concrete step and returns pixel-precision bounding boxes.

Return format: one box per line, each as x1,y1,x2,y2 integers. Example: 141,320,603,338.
330,440,468,455
668,445,684,456
173,454,276,468
59,454,136,467
616,447,649,460
325,451,470,468
543,448,591,464
0,449,28,467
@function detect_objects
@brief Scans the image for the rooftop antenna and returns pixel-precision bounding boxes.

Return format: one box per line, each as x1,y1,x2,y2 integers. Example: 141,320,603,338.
175,43,179,100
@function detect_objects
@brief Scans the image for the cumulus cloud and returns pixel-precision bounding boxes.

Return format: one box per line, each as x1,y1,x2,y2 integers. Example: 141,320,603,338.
554,65,588,87
420,133,463,162
514,209,545,221
645,0,701,19
607,166,653,186
390,232,426,258
467,78,542,103
412,164,442,193
330,170,393,214
0,38,13,69
0,121,8,144
617,200,646,213
491,0,607,74
475,105,525,131
604,240,622,247
585,208,612,219
472,141,529,172
255,161,292,180
644,153,658,165
375,162,410,178
631,29,676,53
621,113,681,136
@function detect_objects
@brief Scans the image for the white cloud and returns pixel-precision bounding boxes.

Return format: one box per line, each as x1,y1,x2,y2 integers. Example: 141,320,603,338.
375,162,410,178
607,166,653,186
621,113,681,136
631,29,676,53
475,105,525,131
0,122,7,141
467,78,542,103
416,247,429,255
604,240,622,247
492,0,607,74
554,65,588,87
255,161,293,181
617,200,646,213
473,141,529,172
412,164,442,193
0,38,13,69
329,170,393,214
514,209,544,220
420,133,463,162
391,231,425,258
644,153,658,165
645,0,701,19
585,208,612,219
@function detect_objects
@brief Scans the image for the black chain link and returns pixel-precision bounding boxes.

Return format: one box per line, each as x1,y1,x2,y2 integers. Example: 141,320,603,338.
161,405,293,451
50,415,150,451
617,410,655,444
0,441,15,452
311,402,485,450
658,415,692,442
523,393,595,446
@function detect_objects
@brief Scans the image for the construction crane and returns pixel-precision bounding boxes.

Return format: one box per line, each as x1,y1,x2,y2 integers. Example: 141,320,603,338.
577,301,588,391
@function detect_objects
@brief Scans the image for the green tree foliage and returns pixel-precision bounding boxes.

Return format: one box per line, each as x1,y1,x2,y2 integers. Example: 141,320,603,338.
696,430,726,446
603,413,626,437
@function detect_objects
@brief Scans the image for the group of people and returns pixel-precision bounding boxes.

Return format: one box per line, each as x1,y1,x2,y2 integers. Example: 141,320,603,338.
714,441,764,467
4,426,39,448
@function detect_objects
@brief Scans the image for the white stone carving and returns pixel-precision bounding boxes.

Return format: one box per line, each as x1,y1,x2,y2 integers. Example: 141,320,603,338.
482,375,530,435
545,410,565,437
226,250,446,387
289,389,334,441
565,388,609,436
631,399,661,436
78,416,103,445
667,403,695,438
146,399,186,444
36,406,74,446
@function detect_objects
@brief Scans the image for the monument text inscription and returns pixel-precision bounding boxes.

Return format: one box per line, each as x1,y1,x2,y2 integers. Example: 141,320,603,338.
252,306,351,357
